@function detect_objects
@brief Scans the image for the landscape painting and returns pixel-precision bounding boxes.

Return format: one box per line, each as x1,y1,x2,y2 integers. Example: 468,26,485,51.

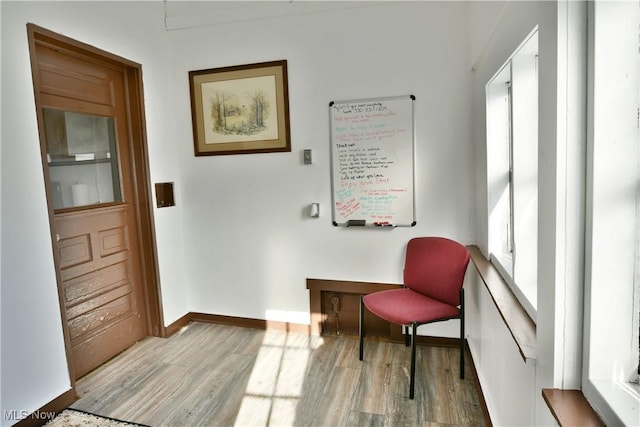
201,74,278,145
189,60,291,156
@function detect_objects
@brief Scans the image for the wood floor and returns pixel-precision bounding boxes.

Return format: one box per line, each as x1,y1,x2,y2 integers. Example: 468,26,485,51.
72,322,489,426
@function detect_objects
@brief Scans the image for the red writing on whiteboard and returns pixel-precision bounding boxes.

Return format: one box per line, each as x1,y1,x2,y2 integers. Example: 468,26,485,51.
336,198,361,217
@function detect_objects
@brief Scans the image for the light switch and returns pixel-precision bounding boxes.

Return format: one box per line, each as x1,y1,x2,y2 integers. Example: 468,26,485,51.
303,149,312,165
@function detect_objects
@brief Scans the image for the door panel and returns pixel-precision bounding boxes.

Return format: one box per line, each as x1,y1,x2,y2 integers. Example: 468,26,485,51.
35,42,116,107
40,68,115,107
33,37,147,378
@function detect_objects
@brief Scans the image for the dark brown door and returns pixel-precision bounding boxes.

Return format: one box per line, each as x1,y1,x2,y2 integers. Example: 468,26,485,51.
30,29,151,378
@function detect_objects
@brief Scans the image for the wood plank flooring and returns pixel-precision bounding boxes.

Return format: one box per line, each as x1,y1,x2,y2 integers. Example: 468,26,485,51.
72,322,488,426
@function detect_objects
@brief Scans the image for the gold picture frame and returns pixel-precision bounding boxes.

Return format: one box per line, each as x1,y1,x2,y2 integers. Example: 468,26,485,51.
189,60,291,156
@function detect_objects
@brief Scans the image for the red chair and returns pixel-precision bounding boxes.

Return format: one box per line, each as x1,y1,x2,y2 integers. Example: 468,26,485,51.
358,237,470,399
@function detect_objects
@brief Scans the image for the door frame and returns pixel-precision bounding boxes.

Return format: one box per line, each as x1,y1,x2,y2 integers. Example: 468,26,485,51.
27,23,164,384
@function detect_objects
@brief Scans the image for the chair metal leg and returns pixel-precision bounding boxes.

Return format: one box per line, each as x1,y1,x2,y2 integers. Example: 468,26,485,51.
460,288,465,380
359,295,365,361
409,321,417,399
403,325,410,347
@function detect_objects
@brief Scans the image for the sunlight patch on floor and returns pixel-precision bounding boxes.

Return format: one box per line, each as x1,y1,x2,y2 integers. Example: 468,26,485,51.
234,331,325,426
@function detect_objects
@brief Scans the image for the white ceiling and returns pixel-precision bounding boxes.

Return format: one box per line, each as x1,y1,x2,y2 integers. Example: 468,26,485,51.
163,0,383,30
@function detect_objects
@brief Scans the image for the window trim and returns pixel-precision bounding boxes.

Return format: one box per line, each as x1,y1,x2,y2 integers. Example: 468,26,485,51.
490,254,536,322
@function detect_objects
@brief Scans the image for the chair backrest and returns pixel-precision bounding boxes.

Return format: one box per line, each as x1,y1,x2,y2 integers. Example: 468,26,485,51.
403,237,470,306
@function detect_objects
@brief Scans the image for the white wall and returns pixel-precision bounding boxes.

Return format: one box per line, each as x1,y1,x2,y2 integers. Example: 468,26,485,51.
465,268,537,425
166,1,475,327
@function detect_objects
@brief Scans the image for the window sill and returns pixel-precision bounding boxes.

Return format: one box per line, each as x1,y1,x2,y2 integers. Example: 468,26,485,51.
542,388,605,427
585,379,640,426
467,245,536,362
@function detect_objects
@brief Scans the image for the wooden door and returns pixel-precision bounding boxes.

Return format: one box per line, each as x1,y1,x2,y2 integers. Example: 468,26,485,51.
29,27,156,379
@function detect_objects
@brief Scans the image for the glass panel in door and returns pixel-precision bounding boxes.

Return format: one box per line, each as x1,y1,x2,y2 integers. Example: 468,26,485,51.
43,108,122,209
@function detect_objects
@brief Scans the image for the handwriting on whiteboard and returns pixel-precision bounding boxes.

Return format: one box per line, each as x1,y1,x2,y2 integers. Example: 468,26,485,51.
331,99,413,223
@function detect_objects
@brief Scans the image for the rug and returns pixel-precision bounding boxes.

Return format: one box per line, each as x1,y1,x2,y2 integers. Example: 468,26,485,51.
46,409,150,427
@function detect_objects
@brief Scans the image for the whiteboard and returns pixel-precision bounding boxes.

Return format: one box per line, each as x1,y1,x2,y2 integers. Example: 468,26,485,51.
329,95,416,227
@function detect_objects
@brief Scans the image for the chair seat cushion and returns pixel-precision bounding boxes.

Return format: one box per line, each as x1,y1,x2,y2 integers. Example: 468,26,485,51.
363,288,460,325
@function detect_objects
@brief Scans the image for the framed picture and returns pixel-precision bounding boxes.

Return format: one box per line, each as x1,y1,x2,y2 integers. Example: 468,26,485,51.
189,60,291,156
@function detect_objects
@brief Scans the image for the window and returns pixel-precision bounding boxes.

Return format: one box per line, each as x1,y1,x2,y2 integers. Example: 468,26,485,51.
583,1,640,424
486,28,539,321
